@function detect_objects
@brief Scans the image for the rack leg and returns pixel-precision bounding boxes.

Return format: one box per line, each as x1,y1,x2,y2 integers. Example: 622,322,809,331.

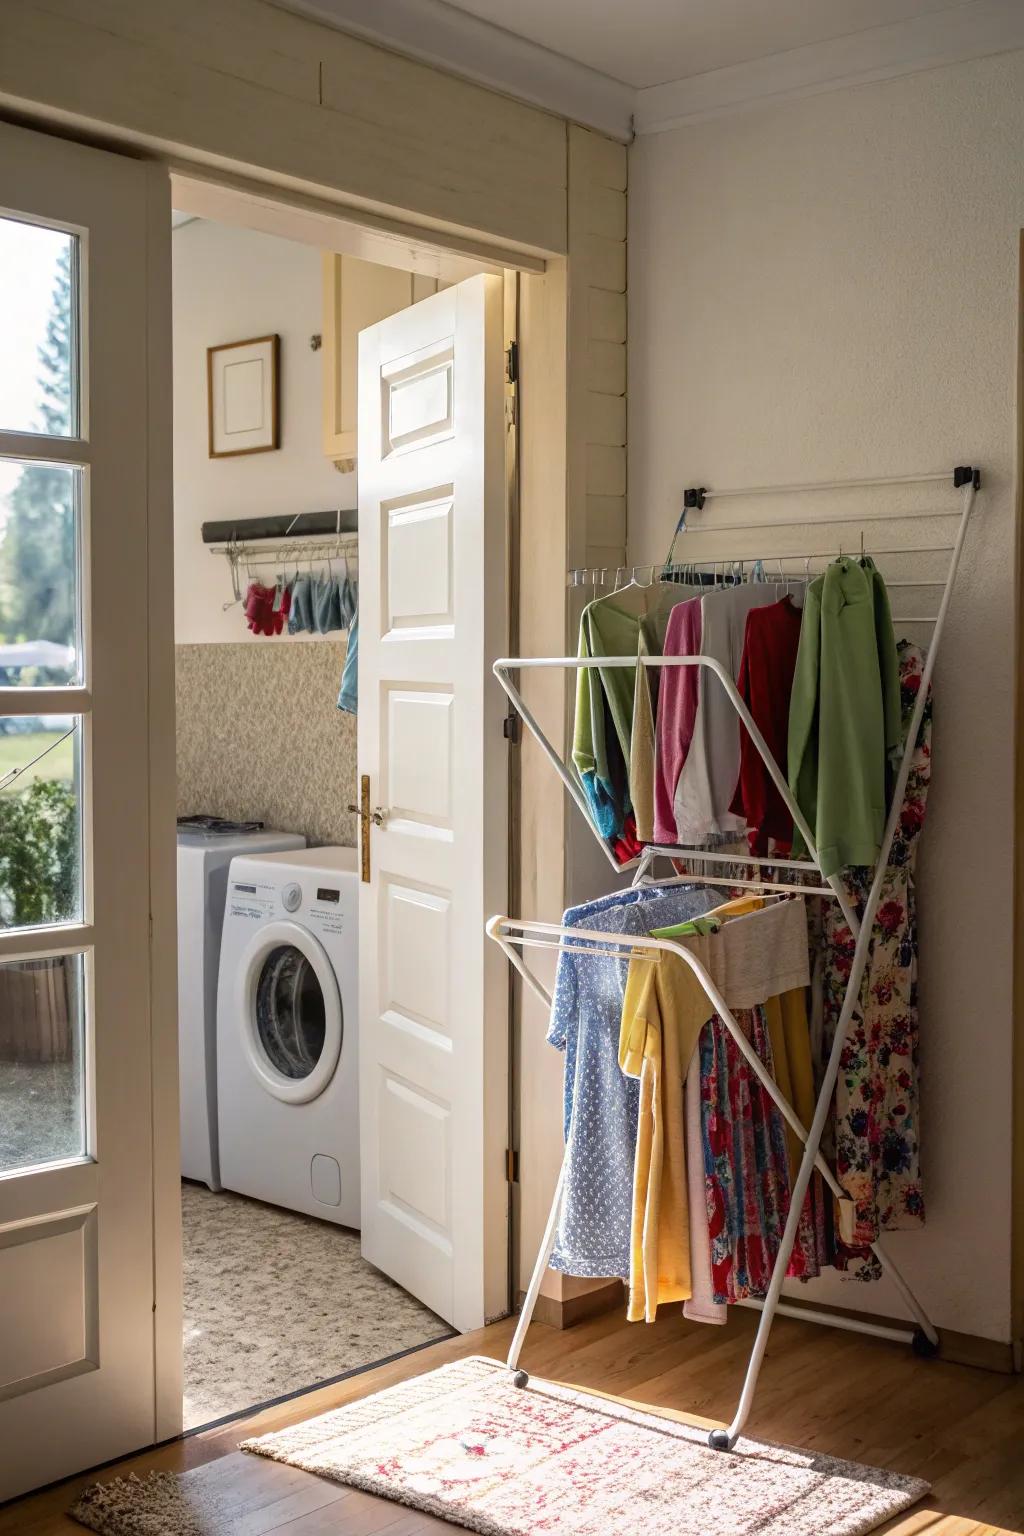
506,1148,568,1386
872,1241,939,1350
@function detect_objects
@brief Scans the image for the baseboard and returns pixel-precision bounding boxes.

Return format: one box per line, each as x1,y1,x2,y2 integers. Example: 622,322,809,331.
517,1283,1016,1371
518,1280,624,1331
937,1327,1016,1375
772,1294,1016,1375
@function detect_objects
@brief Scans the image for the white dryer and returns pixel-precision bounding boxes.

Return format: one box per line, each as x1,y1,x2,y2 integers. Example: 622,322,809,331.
176,822,305,1190
216,846,360,1227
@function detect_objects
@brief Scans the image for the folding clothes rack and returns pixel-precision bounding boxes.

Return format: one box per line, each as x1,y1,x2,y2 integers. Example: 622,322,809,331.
487,465,980,1451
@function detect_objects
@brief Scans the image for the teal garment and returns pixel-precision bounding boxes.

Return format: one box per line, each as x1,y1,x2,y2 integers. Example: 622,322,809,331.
337,605,358,714
571,583,688,841
788,557,901,876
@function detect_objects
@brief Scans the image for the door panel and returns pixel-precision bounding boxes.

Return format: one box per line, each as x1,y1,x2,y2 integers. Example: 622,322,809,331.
358,276,508,1332
0,122,171,1498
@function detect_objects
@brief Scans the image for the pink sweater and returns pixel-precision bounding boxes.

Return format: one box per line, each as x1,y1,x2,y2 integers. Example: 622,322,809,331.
653,596,703,844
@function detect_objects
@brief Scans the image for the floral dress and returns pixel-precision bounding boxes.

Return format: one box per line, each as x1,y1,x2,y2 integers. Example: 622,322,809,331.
821,641,930,1278
700,1006,824,1304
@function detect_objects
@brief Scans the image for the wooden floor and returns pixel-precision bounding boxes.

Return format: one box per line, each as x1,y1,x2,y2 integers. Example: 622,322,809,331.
4,1305,1024,1534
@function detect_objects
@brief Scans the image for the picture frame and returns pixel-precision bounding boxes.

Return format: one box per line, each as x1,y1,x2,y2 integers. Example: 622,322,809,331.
207,334,280,457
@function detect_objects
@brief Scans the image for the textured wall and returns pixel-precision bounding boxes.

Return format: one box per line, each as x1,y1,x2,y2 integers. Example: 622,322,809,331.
628,50,1024,1341
176,642,356,848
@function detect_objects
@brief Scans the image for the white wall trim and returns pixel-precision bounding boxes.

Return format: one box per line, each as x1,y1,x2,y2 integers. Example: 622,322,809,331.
635,0,1024,134
271,0,635,143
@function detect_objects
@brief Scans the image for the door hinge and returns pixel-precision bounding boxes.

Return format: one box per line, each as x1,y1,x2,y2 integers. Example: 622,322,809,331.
506,1147,520,1183
505,340,519,385
503,712,521,744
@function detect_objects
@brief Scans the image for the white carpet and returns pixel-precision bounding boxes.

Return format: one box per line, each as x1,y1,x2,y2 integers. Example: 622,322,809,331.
182,1182,450,1429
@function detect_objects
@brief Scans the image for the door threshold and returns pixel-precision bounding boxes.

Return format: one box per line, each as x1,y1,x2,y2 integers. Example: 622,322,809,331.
182,1329,457,1438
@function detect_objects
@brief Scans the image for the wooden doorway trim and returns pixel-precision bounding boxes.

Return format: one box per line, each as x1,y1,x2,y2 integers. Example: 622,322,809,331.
1012,228,1024,1370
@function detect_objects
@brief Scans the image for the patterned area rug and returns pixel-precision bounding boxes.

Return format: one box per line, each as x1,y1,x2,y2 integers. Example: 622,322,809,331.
69,1356,930,1535
241,1356,929,1535
182,1182,450,1429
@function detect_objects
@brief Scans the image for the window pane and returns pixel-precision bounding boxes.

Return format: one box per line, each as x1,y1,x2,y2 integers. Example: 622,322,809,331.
0,716,82,931
0,460,81,686
0,951,85,1173
0,217,78,438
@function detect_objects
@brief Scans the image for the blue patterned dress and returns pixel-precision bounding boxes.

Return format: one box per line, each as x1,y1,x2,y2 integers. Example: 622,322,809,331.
547,883,719,1279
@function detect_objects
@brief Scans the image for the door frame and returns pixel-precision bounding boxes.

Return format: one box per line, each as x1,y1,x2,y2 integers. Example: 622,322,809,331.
157,169,550,1424
1012,229,1024,1372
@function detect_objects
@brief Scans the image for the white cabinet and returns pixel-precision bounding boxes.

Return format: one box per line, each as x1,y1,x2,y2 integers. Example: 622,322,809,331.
321,254,440,469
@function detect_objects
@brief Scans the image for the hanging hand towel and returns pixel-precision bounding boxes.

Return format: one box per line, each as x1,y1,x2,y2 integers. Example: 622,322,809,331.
288,575,314,635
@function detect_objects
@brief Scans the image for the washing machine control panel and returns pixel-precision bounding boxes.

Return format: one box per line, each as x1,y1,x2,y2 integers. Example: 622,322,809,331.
281,881,302,913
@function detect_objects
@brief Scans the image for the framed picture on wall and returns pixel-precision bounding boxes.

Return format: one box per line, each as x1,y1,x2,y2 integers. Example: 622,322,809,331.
207,334,280,457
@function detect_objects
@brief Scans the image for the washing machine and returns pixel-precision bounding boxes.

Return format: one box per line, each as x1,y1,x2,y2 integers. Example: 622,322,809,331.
216,846,360,1227
177,821,307,1189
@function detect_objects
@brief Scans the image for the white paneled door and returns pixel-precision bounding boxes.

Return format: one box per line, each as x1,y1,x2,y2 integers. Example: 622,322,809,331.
0,124,173,1498
357,276,509,1333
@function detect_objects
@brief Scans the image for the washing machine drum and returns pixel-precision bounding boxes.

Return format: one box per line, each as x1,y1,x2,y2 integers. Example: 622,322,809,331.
237,921,343,1104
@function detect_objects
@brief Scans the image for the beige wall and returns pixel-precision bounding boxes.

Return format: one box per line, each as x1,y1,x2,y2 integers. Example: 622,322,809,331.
172,218,356,645
629,49,1024,1342
0,0,567,258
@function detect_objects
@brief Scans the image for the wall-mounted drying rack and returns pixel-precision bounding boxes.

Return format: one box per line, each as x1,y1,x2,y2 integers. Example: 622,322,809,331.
201,508,357,545
568,465,980,629
488,464,980,1453
205,510,359,610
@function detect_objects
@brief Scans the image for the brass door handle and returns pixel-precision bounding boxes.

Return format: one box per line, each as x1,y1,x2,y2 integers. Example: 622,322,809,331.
348,776,388,882
346,803,388,826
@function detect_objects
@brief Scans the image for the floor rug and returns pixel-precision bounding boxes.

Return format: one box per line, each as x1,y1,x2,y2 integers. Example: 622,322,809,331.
181,1182,450,1429
241,1354,930,1536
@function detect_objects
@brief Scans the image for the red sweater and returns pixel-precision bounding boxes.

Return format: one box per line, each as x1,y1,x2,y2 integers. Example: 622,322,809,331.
729,596,802,855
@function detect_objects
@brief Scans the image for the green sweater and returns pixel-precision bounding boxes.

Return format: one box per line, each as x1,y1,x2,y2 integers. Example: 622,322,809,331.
572,584,680,839
788,558,901,876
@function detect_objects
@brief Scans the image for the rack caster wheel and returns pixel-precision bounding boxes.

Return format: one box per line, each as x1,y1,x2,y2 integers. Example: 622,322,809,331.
912,1328,939,1359
708,1429,733,1451
512,1369,529,1388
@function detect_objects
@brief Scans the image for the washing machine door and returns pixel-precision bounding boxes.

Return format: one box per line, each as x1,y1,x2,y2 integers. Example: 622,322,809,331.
235,920,342,1105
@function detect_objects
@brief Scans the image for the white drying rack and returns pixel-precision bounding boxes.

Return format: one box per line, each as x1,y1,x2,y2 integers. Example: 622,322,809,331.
487,466,979,1451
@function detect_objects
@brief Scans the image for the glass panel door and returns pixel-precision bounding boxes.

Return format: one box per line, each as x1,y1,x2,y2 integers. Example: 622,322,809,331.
0,120,172,1500
0,217,88,1173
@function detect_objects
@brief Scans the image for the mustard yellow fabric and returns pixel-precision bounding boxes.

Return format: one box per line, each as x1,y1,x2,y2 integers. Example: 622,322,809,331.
620,954,705,1321
763,989,814,1179
619,895,766,1323
620,894,817,1325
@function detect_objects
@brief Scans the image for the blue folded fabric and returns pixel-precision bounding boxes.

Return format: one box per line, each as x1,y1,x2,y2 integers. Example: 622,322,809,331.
313,575,344,634
288,575,313,634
